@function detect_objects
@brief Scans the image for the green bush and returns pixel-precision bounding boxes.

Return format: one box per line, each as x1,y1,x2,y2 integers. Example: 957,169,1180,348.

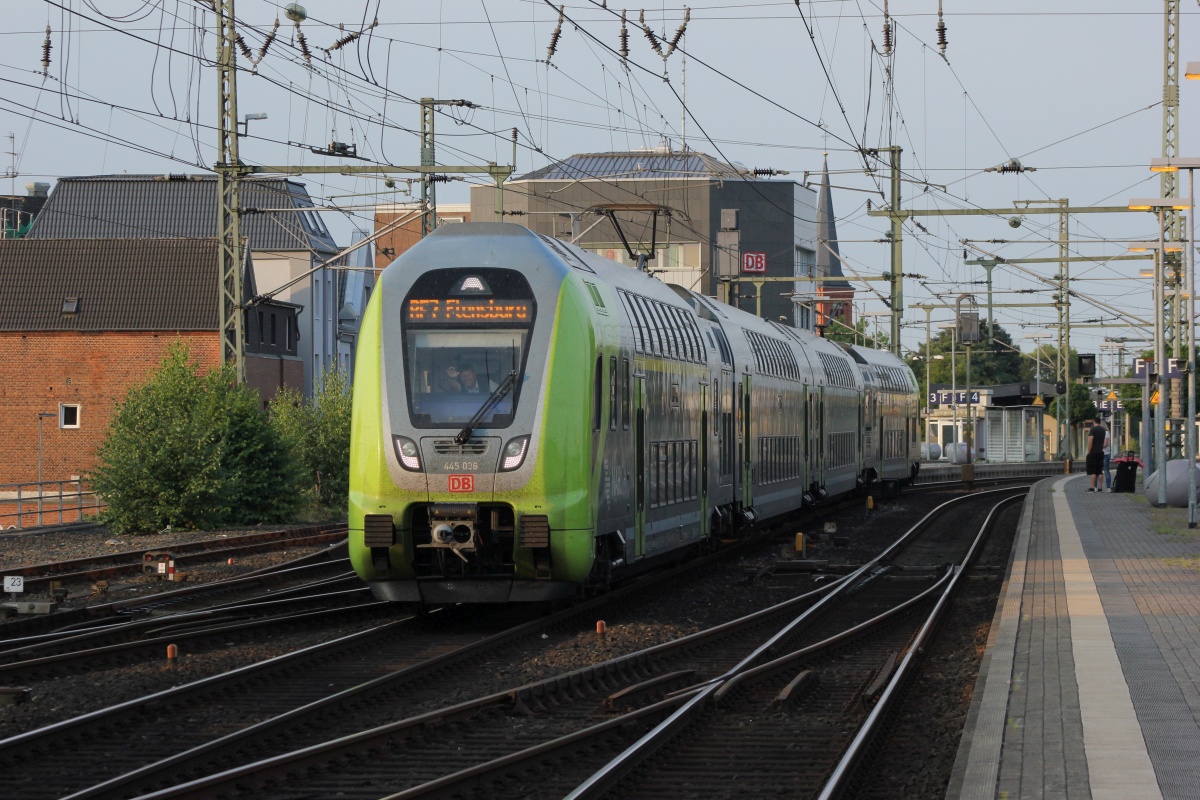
269,364,352,515
91,343,303,535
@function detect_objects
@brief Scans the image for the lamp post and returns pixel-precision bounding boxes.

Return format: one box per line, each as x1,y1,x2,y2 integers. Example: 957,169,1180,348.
1150,157,1200,526
1128,196,1191,507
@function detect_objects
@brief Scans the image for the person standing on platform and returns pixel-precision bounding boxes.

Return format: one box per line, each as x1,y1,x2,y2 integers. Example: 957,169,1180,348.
1086,417,1106,492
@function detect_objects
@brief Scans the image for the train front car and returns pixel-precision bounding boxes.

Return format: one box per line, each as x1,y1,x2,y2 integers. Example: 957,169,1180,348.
349,223,600,604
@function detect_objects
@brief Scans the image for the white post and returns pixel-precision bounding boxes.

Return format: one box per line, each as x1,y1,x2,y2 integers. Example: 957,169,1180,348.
1188,168,1197,526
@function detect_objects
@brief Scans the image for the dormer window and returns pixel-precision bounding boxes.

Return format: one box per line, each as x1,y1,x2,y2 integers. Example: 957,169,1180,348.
62,296,80,314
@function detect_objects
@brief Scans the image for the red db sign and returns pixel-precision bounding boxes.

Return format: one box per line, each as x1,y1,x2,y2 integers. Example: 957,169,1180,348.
448,474,475,493
741,252,767,273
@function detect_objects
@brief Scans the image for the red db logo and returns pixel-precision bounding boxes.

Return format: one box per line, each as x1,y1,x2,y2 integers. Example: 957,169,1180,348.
448,474,475,493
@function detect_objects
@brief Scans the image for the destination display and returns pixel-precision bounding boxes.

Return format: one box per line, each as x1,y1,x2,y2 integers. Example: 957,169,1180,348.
405,298,533,324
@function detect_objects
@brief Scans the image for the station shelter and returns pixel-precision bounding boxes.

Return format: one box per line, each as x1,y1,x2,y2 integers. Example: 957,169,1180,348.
924,383,1045,463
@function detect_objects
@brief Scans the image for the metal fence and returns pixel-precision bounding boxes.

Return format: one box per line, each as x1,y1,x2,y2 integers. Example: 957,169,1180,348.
0,480,105,530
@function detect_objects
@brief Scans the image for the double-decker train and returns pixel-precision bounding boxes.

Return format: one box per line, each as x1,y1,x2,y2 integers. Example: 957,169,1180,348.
348,223,920,604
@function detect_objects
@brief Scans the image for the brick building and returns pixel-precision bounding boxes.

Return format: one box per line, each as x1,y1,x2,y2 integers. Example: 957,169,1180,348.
0,238,301,486
373,203,470,274
25,174,364,396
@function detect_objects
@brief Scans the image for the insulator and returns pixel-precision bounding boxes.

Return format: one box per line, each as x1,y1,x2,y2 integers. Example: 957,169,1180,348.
296,25,312,64
936,0,947,54
639,10,664,57
325,31,360,55
620,11,629,60
234,32,253,62
546,6,564,63
665,7,689,57
512,127,518,143
257,20,279,63
41,25,52,76
881,0,891,56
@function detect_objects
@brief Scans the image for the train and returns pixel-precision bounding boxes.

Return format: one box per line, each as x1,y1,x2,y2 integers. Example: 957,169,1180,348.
348,222,921,604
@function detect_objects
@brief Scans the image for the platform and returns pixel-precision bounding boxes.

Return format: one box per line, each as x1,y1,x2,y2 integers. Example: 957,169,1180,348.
915,460,1078,485
947,474,1200,800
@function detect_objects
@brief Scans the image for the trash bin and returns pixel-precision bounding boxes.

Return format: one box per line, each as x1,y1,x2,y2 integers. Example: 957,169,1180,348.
1113,459,1139,493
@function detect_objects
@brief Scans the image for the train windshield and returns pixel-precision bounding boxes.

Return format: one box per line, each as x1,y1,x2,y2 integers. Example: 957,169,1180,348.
405,331,527,427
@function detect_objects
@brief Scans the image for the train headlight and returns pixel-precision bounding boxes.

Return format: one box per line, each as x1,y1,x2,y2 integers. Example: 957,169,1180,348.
499,435,530,471
393,436,422,471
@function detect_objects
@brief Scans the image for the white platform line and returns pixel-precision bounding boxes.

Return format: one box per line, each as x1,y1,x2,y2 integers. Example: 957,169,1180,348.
1052,475,1162,800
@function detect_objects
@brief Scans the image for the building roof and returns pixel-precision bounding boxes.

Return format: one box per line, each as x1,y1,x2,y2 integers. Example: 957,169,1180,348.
513,148,747,181
0,238,225,331
815,155,852,291
26,174,339,255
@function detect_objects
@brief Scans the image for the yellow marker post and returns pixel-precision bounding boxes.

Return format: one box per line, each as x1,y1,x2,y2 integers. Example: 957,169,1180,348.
794,532,805,557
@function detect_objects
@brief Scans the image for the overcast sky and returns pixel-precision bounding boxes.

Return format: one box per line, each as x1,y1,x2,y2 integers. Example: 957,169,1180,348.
2,1,1194,366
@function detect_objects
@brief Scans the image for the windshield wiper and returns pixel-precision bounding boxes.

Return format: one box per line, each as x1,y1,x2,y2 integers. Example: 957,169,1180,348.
455,371,518,445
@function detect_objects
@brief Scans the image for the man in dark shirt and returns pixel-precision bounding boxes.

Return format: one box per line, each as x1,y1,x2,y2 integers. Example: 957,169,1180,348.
1086,417,1106,492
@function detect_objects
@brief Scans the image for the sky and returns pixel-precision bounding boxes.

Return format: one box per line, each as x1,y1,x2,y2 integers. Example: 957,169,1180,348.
2,1,1195,369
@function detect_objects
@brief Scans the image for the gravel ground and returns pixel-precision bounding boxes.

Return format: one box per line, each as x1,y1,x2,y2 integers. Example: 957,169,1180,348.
497,489,963,688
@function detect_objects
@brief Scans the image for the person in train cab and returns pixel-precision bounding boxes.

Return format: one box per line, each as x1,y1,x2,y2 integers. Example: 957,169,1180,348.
455,364,498,394
1086,416,1106,492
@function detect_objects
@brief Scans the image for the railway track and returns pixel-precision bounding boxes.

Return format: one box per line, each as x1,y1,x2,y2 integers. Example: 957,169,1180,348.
0,549,355,642
38,486,1022,800
2,524,347,593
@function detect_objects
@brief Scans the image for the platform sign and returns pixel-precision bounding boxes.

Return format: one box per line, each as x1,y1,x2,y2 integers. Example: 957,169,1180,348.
1136,359,1183,379
1098,399,1124,411
3,576,24,594
741,252,767,274
928,391,939,406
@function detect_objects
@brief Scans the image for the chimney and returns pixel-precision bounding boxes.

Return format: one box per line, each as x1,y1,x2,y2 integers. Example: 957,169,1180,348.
25,182,49,198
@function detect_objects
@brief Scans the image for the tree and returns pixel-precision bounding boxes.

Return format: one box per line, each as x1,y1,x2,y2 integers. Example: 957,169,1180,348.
909,320,1024,402
91,343,303,535
823,317,890,351
270,365,353,513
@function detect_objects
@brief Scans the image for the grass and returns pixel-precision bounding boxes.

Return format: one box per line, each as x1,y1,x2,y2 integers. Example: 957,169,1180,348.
1164,555,1200,573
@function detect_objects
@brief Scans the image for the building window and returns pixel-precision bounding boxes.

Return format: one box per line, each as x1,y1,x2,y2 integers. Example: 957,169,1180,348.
60,404,80,429
258,311,264,343
270,313,277,345
285,317,292,350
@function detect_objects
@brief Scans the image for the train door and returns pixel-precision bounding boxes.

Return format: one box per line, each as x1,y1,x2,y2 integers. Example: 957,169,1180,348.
733,378,743,507
742,377,753,508
634,375,647,559
700,382,709,537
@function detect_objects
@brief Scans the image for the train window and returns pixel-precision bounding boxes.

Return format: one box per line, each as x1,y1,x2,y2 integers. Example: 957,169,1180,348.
610,357,618,431
404,330,527,428
622,359,631,430
676,308,696,362
593,356,603,432
649,301,674,359
632,296,660,355
618,292,643,353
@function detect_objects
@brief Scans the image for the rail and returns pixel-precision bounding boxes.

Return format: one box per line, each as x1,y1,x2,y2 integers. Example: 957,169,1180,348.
0,479,105,530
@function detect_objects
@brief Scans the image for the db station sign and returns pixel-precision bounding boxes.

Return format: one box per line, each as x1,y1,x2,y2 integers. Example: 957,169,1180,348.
741,252,767,274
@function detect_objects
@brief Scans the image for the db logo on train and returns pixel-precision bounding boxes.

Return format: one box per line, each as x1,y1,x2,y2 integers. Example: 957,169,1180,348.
448,474,475,493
